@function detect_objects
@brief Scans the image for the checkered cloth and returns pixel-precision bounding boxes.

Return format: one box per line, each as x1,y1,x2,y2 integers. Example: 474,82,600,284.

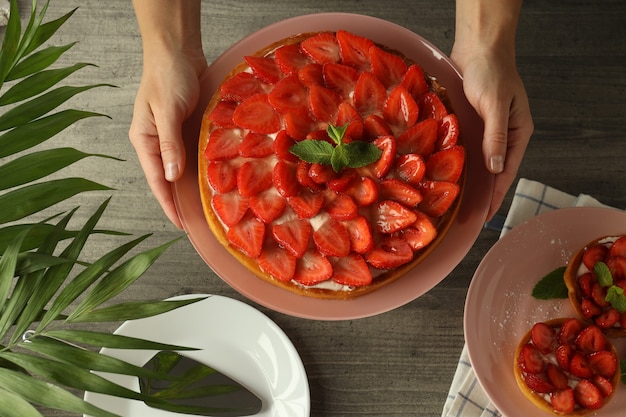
441,178,615,417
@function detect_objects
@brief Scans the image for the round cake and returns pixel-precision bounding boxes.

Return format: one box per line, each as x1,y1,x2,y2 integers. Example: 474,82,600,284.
198,30,465,299
514,318,620,415
564,235,626,337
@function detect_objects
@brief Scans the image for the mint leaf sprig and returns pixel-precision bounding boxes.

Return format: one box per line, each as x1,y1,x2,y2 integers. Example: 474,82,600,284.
290,123,382,172
595,261,626,313
532,266,568,299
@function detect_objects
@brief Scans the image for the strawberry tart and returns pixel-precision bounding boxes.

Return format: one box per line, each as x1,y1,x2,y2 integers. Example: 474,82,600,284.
564,235,626,337
514,318,620,415
198,30,465,299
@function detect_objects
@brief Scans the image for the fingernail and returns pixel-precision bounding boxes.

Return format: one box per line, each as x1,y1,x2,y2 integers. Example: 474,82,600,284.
489,155,504,173
165,162,180,181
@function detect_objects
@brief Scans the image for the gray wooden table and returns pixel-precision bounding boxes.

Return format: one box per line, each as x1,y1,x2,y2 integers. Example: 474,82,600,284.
6,0,626,416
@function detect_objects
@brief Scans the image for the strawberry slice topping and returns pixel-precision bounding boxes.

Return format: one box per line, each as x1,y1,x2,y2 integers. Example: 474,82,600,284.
300,32,340,64
238,132,274,158
249,189,286,224
237,159,273,197
244,55,281,83
293,250,333,285
268,75,309,115
418,181,460,218
309,85,341,122
369,45,407,89
336,30,374,71
206,161,237,194
274,43,311,76
232,93,282,134
332,253,373,287
272,218,313,258
205,128,242,161
397,118,437,156
364,236,414,269
354,71,387,117
258,241,296,282
383,85,419,134
375,200,418,234
212,191,249,228
227,214,265,259
400,64,429,101
219,72,264,102
345,215,374,254
313,219,351,257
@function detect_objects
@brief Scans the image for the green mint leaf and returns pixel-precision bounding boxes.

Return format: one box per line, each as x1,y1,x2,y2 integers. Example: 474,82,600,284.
331,144,350,172
290,140,334,165
344,141,383,168
327,123,348,146
531,266,568,299
595,261,613,287
606,285,626,313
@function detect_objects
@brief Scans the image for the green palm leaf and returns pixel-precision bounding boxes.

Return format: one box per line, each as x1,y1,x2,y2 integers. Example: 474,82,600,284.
0,387,43,417
6,42,76,80
44,329,198,351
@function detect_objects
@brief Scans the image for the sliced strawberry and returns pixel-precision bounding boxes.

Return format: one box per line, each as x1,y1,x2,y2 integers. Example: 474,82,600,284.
588,350,617,378
419,91,448,121
401,211,437,251
313,219,351,257
346,176,378,207
546,363,569,390
396,153,426,186
556,344,573,371
327,170,356,192
591,282,610,308
325,192,358,221
274,130,298,162
296,161,321,190
558,318,585,345
300,32,340,64
208,101,237,128
292,251,333,286
212,191,249,227
298,63,324,87
345,215,374,254
274,43,311,76
607,255,626,280
205,128,242,161
272,218,313,258
232,93,282,134
531,323,556,354
322,63,358,99
272,160,300,198
518,343,546,374
379,178,422,207
288,188,325,218
522,372,555,394
268,75,309,115
383,85,419,133
574,379,603,410
258,241,296,282
244,55,281,84
582,244,609,270
227,214,265,259
610,236,626,258
354,71,387,117
334,102,364,138
336,30,374,71
238,132,274,158
369,135,396,178
309,85,341,122
237,159,273,197
332,254,373,287
284,110,316,140
551,387,575,414
426,145,465,183
578,272,597,298
570,353,593,378
308,162,336,184
364,236,414,269
374,200,418,234
369,45,407,89
437,113,459,150
249,188,286,224
397,118,437,156
400,64,429,101
418,181,460,218
592,375,614,397
219,72,264,102
363,114,393,139
206,161,237,194
581,297,602,319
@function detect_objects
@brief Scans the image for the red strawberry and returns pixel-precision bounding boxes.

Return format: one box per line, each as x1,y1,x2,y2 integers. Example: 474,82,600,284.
418,181,460,218
273,160,300,198
383,85,419,134
227,214,265,259
363,114,392,139
258,242,296,282
232,93,282,134
308,163,336,184
205,128,242,161
237,160,273,197
595,308,619,329
369,45,407,89
332,254,373,286
575,325,606,353
327,170,356,192
522,373,555,394
369,135,396,178
268,75,309,115
374,200,418,234
334,102,364,138
274,130,298,162
588,350,617,378
219,72,264,102
293,250,333,285
400,64,429,101
206,161,237,194
288,188,325,218
574,379,603,410
582,244,609,270
354,71,387,116
419,91,448,121
313,219,351,257
546,364,569,390
238,132,274,158
300,32,340,64
208,101,237,128
531,322,556,354
212,191,249,227
570,352,593,378
397,118,437,156
272,218,313,258
345,215,374,254
396,153,426,186
426,145,465,183
592,375,614,397
379,178,422,207
518,343,546,374
309,85,341,121
244,55,281,84
284,110,316,140
336,30,374,70
555,344,573,371
558,318,584,345
325,192,358,221
401,211,437,251
296,161,322,190
346,176,378,207
274,43,311,76
609,236,626,258
249,189,286,224
607,256,626,280
437,113,459,150
551,387,575,414
581,297,602,319
364,236,414,269
298,63,324,87
323,63,359,98
578,272,596,298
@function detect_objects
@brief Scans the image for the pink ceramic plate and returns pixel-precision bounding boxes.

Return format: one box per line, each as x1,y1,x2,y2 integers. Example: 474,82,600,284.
173,13,492,320
465,207,626,416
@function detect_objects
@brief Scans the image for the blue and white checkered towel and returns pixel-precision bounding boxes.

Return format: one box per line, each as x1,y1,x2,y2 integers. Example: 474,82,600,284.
441,178,613,417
